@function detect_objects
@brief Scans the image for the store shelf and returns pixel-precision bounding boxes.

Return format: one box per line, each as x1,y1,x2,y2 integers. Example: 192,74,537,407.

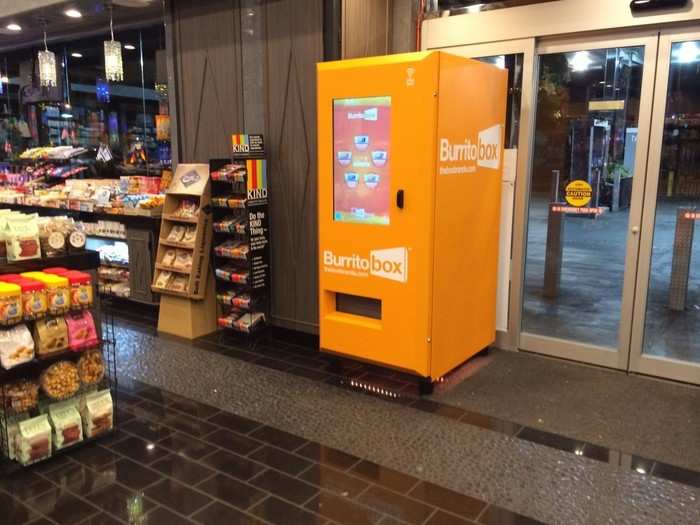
158,239,195,250
162,214,198,224
154,263,191,274
86,233,127,241
0,250,100,273
0,343,103,382
99,261,130,270
150,285,190,297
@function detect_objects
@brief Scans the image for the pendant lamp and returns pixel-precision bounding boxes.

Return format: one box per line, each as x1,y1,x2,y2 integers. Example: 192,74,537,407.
104,8,123,82
38,28,57,87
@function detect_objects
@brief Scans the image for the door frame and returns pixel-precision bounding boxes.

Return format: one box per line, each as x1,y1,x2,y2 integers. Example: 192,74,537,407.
435,38,537,352
629,27,700,385
518,31,660,370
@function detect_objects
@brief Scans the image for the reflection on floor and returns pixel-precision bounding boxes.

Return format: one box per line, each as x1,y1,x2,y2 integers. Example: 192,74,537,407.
3,318,698,525
523,197,700,364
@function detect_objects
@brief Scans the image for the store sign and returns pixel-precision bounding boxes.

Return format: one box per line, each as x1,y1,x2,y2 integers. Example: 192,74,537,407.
564,180,592,207
438,124,501,175
232,134,265,158
322,247,408,283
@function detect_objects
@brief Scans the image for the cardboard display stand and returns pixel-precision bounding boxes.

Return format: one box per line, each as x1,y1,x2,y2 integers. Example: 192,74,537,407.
152,163,217,338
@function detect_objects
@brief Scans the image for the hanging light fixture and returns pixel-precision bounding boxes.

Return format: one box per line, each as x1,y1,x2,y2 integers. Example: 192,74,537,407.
38,27,57,87
104,6,124,82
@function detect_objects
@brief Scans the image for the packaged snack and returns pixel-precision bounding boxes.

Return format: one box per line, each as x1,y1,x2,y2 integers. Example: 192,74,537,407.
16,415,52,465
212,196,246,209
4,419,21,460
154,270,173,288
218,312,265,332
172,250,193,271
168,275,189,292
49,401,83,450
215,266,249,284
217,291,251,309
65,271,93,309
18,278,47,320
5,214,41,261
174,198,198,218
68,230,86,251
4,379,39,413
0,281,22,325
44,275,71,315
166,225,186,242
214,241,249,260
182,226,197,244
34,316,69,356
213,217,246,234
80,390,113,438
0,209,13,258
41,361,80,400
65,310,99,351
77,350,105,385
161,249,176,267
0,324,35,369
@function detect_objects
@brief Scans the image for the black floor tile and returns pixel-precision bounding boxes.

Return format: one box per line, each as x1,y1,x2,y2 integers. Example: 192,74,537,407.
111,458,164,490
249,469,319,504
478,505,546,525
26,519,54,525
69,445,121,471
168,397,221,420
410,399,465,420
122,419,174,443
204,428,262,456
578,442,610,463
110,436,170,465
151,454,215,486
305,491,383,525
29,454,76,476
197,472,267,509
137,386,170,405
28,487,100,525
295,443,361,471
0,492,37,525
299,464,369,498
250,496,324,525
0,470,55,502
287,366,332,381
114,390,143,410
200,449,266,481
652,461,700,488
248,446,312,476
87,483,157,523
114,408,136,426
40,461,114,495
459,412,522,436
142,506,196,525
145,478,212,516
408,481,486,519
425,510,475,525
516,427,579,455
72,513,123,525
357,485,434,525
157,432,213,460
192,501,266,525
249,425,308,451
349,460,418,494
630,455,655,476
161,413,218,439
253,357,294,372
207,412,261,434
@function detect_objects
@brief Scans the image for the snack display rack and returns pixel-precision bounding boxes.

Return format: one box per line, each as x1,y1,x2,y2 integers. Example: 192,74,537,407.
210,138,270,336
0,250,117,470
151,164,213,299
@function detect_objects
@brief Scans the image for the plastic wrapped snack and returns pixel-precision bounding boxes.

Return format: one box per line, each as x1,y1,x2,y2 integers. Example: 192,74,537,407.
0,324,35,369
16,415,52,466
154,270,173,289
172,250,193,271
80,390,113,438
34,317,69,356
4,379,39,413
77,350,105,385
174,198,198,218
41,361,80,400
182,226,197,244
65,310,99,351
168,275,189,292
49,401,83,450
5,214,41,261
161,249,176,267
166,225,186,242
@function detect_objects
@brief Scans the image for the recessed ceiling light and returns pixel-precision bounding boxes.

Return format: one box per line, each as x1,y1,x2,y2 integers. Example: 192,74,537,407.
64,9,82,18
71,52,83,58
6,23,22,32
124,44,136,50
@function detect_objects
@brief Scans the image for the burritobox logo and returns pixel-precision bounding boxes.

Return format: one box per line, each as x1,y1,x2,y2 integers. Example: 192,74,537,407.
438,124,501,174
323,248,408,283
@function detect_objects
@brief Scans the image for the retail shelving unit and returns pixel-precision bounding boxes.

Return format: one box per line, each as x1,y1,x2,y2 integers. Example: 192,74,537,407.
0,250,117,471
210,140,270,338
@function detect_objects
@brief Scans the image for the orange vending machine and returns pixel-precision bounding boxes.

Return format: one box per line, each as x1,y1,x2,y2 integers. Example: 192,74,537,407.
317,51,507,382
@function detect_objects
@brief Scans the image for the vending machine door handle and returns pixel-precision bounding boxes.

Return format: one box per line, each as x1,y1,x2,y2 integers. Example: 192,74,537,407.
396,189,405,209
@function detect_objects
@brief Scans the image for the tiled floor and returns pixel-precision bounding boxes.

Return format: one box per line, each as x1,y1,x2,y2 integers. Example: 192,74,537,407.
3,314,699,524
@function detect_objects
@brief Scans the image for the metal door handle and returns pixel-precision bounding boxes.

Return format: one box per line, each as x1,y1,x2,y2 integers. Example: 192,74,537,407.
396,190,404,209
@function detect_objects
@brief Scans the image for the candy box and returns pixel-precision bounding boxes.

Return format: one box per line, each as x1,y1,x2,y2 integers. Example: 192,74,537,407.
80,390,113,438
16,415,52,465
49,400,83,450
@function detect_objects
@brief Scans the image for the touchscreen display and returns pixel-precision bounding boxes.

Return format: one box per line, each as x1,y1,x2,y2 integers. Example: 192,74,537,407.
333,97,391,225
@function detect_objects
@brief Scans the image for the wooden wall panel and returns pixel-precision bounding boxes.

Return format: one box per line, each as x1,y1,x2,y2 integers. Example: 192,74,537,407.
342,0,391,58
265,0,323,332
172,0,244,162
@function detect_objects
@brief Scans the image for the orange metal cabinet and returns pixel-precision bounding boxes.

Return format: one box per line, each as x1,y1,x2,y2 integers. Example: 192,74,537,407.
317,51,507,380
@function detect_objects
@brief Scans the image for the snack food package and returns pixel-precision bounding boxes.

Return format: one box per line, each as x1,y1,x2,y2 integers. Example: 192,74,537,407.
168,275,189,292
182,226,197,244
166,225,186,242
16,415,52,466
18,278,47,320
66,271,93,309
65,310,99,351
34,316,69,356
5,213,41,261
172,250,193,271
4,379,39,413
0,324,35,369
0,281,22,326
175,198,198,218
161,249,176,267
154,270,172,289
80,390,113,438
49,401,83,450
77,349,105,385
41,361,80,400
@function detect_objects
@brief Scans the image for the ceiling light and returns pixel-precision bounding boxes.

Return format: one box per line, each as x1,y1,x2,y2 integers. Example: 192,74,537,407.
0,76,8,83
104,8,124,82
569,51,593,72
38,29,57,87
673,41,700,64
6,23,21,32
124,44,136,50
71,52,83,58
64,9,82,18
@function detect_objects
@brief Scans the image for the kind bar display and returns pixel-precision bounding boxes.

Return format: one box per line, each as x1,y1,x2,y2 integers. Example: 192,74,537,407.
4,379,39,413
217,291,251,309
0,324,35,369
5,214,41,261
213,216,246,234
217,312,265,332
65,310,99,351
0,281,22,325
16,415,52,465
77,350,105,385
34,316,69,356
49,401,83,450
214,241,249,260
212,196,246,209
41,361,80,400
215,266,248,284
81,390,113,438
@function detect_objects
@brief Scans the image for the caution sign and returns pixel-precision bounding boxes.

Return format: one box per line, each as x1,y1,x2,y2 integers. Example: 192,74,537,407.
564,180,592,207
